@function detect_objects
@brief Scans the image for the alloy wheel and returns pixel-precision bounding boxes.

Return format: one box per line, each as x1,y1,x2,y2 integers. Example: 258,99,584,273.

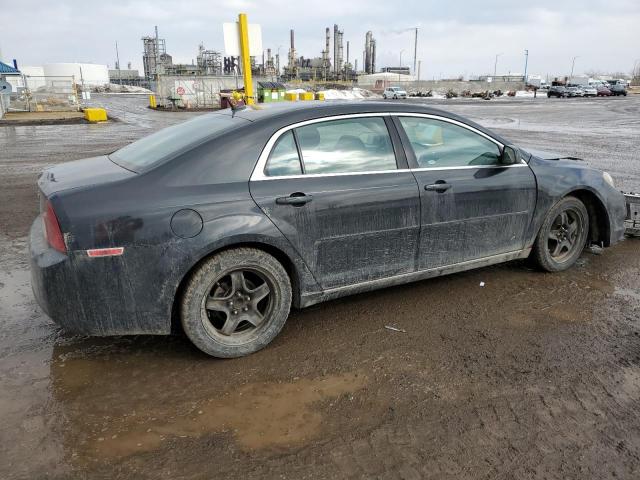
201,268,273,343
547,208,583,262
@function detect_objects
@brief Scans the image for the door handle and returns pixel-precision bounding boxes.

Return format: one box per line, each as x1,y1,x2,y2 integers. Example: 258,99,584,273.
425,183,451,192
276,194,313,206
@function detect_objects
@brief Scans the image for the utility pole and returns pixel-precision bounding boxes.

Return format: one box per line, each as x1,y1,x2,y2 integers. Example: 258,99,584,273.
418,60,421,81
115,41,121,84
494,53,503,77
570,55,579,81
524,49,529,83
413,27,418,76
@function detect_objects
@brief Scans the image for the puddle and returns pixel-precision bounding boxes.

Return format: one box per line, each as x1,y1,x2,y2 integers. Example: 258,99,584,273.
53,366,367,459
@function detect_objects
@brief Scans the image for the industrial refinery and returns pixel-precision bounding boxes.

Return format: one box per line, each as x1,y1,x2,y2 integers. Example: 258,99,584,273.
132,24,378,85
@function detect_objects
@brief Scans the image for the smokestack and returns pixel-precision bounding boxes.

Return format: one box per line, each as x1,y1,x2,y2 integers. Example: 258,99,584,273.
289,29,297,77
365,31,372,74
333,24,338,75
371,39,376,74
326,27,330,54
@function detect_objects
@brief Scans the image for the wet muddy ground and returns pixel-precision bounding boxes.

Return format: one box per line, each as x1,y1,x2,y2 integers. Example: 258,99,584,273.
1,94,639,479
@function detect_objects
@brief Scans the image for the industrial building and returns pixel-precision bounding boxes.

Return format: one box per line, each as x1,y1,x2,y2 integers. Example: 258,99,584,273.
281,25,366,81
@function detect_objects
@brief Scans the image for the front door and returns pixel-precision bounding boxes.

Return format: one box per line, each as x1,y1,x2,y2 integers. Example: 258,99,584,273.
394,115,537,270
250,115,421,289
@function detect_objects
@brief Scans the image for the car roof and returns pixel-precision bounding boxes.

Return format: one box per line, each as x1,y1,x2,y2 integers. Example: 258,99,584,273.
213,100,509,144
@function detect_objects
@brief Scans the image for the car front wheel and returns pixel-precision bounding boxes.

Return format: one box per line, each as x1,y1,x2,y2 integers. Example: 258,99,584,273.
532,196,589,272
181,248,292,358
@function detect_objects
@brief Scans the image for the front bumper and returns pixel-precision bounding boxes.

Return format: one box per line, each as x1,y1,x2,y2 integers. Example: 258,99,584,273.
624,193,640,236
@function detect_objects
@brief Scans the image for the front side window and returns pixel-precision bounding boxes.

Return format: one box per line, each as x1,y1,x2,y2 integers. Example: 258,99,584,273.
295,117,397,174
399,117,501,168
264,131,302,176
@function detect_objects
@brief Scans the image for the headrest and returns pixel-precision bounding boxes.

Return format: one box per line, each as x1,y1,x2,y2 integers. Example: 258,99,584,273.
297,126,320,149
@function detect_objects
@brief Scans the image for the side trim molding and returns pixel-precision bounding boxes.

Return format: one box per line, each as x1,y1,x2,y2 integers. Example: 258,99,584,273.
299,248,531,308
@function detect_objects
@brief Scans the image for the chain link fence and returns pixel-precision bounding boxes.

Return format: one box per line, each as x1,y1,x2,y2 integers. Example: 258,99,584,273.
154,75,240,108
0,94,8,118
5,75,80,112
154,74,277,109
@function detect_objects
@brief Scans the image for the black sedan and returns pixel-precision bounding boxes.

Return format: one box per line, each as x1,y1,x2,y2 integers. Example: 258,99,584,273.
547,86,567,98
30,102,626,357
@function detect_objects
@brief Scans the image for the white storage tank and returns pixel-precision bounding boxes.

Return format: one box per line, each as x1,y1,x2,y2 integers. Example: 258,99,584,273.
20,66,46,89
42,63,109,87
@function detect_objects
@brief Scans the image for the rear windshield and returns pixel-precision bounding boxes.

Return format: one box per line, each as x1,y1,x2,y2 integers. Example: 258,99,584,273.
109,113,244,172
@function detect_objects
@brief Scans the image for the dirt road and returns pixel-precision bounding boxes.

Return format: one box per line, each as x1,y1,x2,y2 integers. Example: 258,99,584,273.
1,94,639,479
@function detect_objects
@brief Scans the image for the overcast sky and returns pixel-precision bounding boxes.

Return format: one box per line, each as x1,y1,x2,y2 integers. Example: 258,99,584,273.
1,0,638,79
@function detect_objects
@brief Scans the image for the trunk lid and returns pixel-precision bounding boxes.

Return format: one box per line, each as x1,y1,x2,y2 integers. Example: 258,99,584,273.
37,155,136,199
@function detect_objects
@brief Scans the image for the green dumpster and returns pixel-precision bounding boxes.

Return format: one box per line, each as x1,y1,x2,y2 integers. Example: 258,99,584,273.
258,82,287,103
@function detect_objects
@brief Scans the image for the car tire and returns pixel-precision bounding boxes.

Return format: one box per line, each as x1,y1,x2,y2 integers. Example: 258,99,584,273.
181,248,292,358
531,196,589,272
383,94,387,99
393,94,397,99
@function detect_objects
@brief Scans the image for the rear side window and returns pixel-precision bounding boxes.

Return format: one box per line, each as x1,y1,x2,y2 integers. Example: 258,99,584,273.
110,113,243,172
399,117,501,168
295,117,396,174
264,131,302,176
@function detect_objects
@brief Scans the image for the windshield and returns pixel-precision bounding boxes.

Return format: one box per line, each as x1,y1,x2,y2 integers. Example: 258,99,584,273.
110,113,243,172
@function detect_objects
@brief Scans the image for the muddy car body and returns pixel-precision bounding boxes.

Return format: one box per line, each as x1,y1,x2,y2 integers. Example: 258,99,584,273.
29,102,626,357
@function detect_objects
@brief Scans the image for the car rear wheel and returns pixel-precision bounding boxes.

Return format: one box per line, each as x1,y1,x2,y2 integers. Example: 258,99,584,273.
181,248,291,358
532,196,589,272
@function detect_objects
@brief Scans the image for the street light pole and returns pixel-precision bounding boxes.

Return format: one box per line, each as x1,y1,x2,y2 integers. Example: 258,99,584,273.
524,49,529,83
399,49,405,82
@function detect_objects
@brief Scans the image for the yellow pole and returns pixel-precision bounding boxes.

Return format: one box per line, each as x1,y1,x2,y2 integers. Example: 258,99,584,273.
238,13,254,105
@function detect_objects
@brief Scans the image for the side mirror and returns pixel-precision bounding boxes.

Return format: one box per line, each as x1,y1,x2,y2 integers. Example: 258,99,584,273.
501,145,519,165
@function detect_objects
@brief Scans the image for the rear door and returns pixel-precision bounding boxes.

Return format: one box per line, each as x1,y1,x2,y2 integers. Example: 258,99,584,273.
394,114,537,270
250,114,421,290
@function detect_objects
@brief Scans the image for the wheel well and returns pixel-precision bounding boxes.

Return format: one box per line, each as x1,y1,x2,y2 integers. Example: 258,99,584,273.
170,242,299,335
567,190,611,246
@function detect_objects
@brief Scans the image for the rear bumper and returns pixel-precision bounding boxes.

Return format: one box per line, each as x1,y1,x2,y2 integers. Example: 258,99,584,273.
29,216,74,322
29,216,169,335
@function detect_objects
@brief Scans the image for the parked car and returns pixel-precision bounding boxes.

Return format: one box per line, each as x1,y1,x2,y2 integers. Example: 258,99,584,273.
30,102,626,357
566,86,584,97
581,85,598,97
547,86,567,98
610,84,627,96
597,86,613,96
383,86,408,99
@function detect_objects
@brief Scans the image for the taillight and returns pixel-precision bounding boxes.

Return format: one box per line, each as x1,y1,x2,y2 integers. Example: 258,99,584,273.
43,200,66,253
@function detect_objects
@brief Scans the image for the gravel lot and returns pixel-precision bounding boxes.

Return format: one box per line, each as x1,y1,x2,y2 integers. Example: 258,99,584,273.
1,94,639,479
